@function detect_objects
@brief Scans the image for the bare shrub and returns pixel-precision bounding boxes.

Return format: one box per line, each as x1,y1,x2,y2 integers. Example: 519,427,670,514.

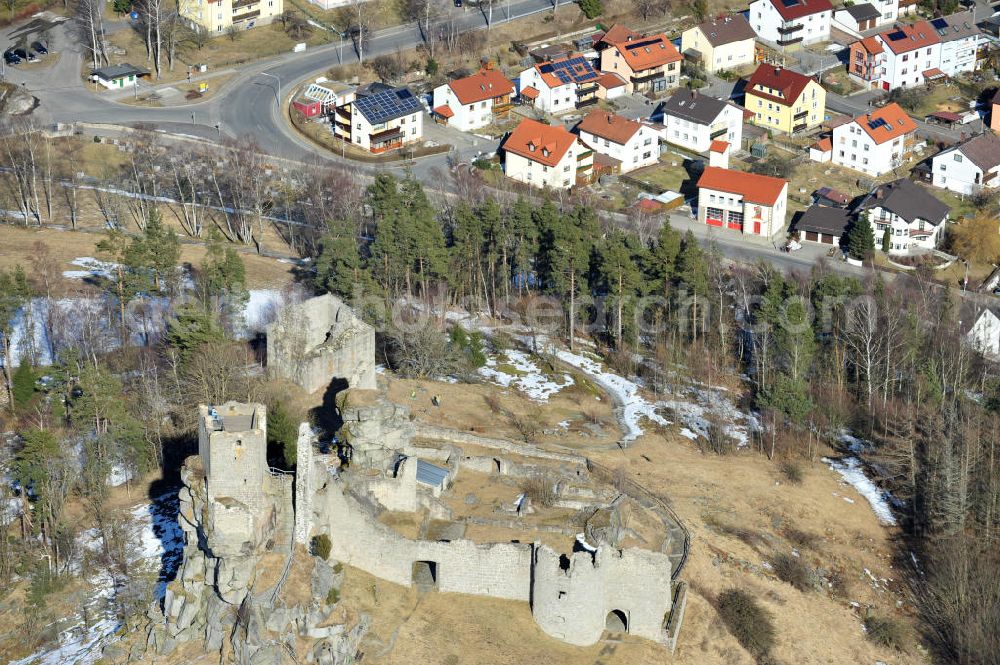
782,527,817,550
717,588,776,659
483,393,505,415
699,412,737,455
863,615,906,651
519,475,556,507
509,401,543,443
778,460,803,485
771,553,812,592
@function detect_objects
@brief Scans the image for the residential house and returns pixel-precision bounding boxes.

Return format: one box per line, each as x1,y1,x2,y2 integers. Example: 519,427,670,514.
860,22,942,90
931,131,1000,195
834,3,881,33
856,178,950,254
814,186,852,207
831,103,918,176
748,0,833,47
991,89,1000,132
848,36,887,89
932,11,982,78
872,0,900,24
518,54,600,114
575,110,660,173
432,68,515,131
178,0,282,33
502,118,593,189
90,64,148,90
809,136,832,162
660,89,744,153
680,14,756,74
696,166,789,236
792,205,852,245
333,84,423,154
597,26,683,94
965,308,1000,358
745,64,826,134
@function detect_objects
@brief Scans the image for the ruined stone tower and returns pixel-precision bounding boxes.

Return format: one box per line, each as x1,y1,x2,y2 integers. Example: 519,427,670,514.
197,402,268,512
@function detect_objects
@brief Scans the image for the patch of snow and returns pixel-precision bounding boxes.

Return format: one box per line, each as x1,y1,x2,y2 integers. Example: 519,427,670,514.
557,420,570,430
679,428,698,440
478,350,572,402
62,257,119,280
824,457,897,526
658,386,759,447
554,349,668,442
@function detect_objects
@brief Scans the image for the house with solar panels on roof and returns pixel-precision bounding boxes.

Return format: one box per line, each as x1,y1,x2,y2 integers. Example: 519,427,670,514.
932,11,982,77
431,67,515,132
517,54,600,114
830,103,919,176
595,24,683,94
850,21,942,90
332,83,424,154
748,0,833,48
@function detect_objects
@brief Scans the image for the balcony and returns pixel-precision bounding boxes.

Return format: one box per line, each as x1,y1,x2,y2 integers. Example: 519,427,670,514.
778,23,803,34
709,127,728,140
232,0,256,9
777,35,804,46
793,110,808,120
233,8,260,20
370,127,404,145
630,71,665,84
793,122,808,133
576,97,599,109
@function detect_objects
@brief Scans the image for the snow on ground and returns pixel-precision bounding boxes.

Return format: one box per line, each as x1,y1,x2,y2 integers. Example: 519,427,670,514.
823,456,897,526
62,257,119,280
658,387,760,448
478,350,573,402
11,492,184,665
554,349,668,443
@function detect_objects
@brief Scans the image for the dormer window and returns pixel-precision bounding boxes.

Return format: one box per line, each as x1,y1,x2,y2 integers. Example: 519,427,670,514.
528,142,536,151
542,148,550,157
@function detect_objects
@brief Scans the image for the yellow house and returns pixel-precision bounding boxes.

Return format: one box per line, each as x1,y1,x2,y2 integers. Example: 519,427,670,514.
680,15,757,74
178,0,283,34
745,64,825,134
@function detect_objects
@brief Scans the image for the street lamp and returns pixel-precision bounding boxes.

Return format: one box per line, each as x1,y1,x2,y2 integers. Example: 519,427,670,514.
261,71,280,107
191,112,196,125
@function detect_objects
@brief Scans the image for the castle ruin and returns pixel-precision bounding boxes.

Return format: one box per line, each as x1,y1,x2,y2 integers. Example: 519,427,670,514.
265,294,377,394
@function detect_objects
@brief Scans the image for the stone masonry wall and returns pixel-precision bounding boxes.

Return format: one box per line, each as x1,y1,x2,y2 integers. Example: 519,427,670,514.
316,472,532,601
198,403,268,513
531,544,673,646
266,294,376,394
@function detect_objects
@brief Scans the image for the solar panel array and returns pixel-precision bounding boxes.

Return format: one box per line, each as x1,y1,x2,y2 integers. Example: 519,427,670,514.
540,56,598,84
886,30,908,41
930,17,948,29
780,0,801,7
867,117,889,131
354,87,422,124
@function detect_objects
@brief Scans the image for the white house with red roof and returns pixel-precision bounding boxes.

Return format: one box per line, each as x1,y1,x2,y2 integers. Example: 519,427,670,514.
749,0,833,47
575,110,660,173
831,103,919,176
517,54,600,114
502,118,593,189
432,68,515,132
696,166,789,236
869,21,942,89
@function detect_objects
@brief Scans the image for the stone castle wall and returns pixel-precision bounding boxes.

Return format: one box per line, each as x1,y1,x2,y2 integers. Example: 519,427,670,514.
316,473,533,601
197,403,268,513
266,294,377,394
531,545,673,646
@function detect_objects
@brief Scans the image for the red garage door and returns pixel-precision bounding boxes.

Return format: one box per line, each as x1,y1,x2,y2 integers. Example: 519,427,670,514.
805,231,818,242
822,234,835,244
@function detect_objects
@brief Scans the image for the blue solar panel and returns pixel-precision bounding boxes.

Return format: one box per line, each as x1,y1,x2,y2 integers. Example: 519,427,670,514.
887,30,907,41
354,87,422,124
542,57,597,85
930,17,948,29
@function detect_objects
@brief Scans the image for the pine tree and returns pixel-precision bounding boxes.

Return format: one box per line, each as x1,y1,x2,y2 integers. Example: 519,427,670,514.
676,231,709,341
400,177,448,298
537,204,598,350
315,218,362,299
0,266,32,410
648,221,681,297
165,308,226,361
12,359,35,408
450,202,485,305
598,230,645,346
846,213,876,260
509,197,537,296
268,402,299,469
198,231,249,324
138,208,181,294
578,0,603,18
882,226,892,254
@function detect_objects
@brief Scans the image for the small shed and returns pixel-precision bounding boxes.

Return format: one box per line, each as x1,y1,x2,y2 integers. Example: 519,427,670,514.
416,459,450,490
809,137,832,163
91,63,148,90
792,205,851,245
834,3,881,32
926,110,961,126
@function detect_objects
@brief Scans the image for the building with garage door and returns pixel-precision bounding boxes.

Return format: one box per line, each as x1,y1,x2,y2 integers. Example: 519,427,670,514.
696,166,788,237
792,205,851,246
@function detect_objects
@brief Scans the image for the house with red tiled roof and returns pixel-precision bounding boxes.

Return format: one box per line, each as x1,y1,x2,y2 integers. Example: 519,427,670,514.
502,118,593,189
848,36,887,88
517,54,600,114
696,166,789,236
744,64,826,134
831,103,919,176
749,0,833,47
867,21,942,89
597,26,682,94
431,67,515,131
575,110,660,173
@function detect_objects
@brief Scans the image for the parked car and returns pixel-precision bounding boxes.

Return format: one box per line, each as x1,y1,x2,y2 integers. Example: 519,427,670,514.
3,49,21,65
12,48,36,62
31,41,47,55
454,0,462,6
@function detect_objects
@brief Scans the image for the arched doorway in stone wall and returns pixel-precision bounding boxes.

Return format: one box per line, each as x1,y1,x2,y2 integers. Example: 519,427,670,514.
605,609,628,634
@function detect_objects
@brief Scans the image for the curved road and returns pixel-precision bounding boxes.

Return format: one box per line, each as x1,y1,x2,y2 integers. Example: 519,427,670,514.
15,0,559,171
